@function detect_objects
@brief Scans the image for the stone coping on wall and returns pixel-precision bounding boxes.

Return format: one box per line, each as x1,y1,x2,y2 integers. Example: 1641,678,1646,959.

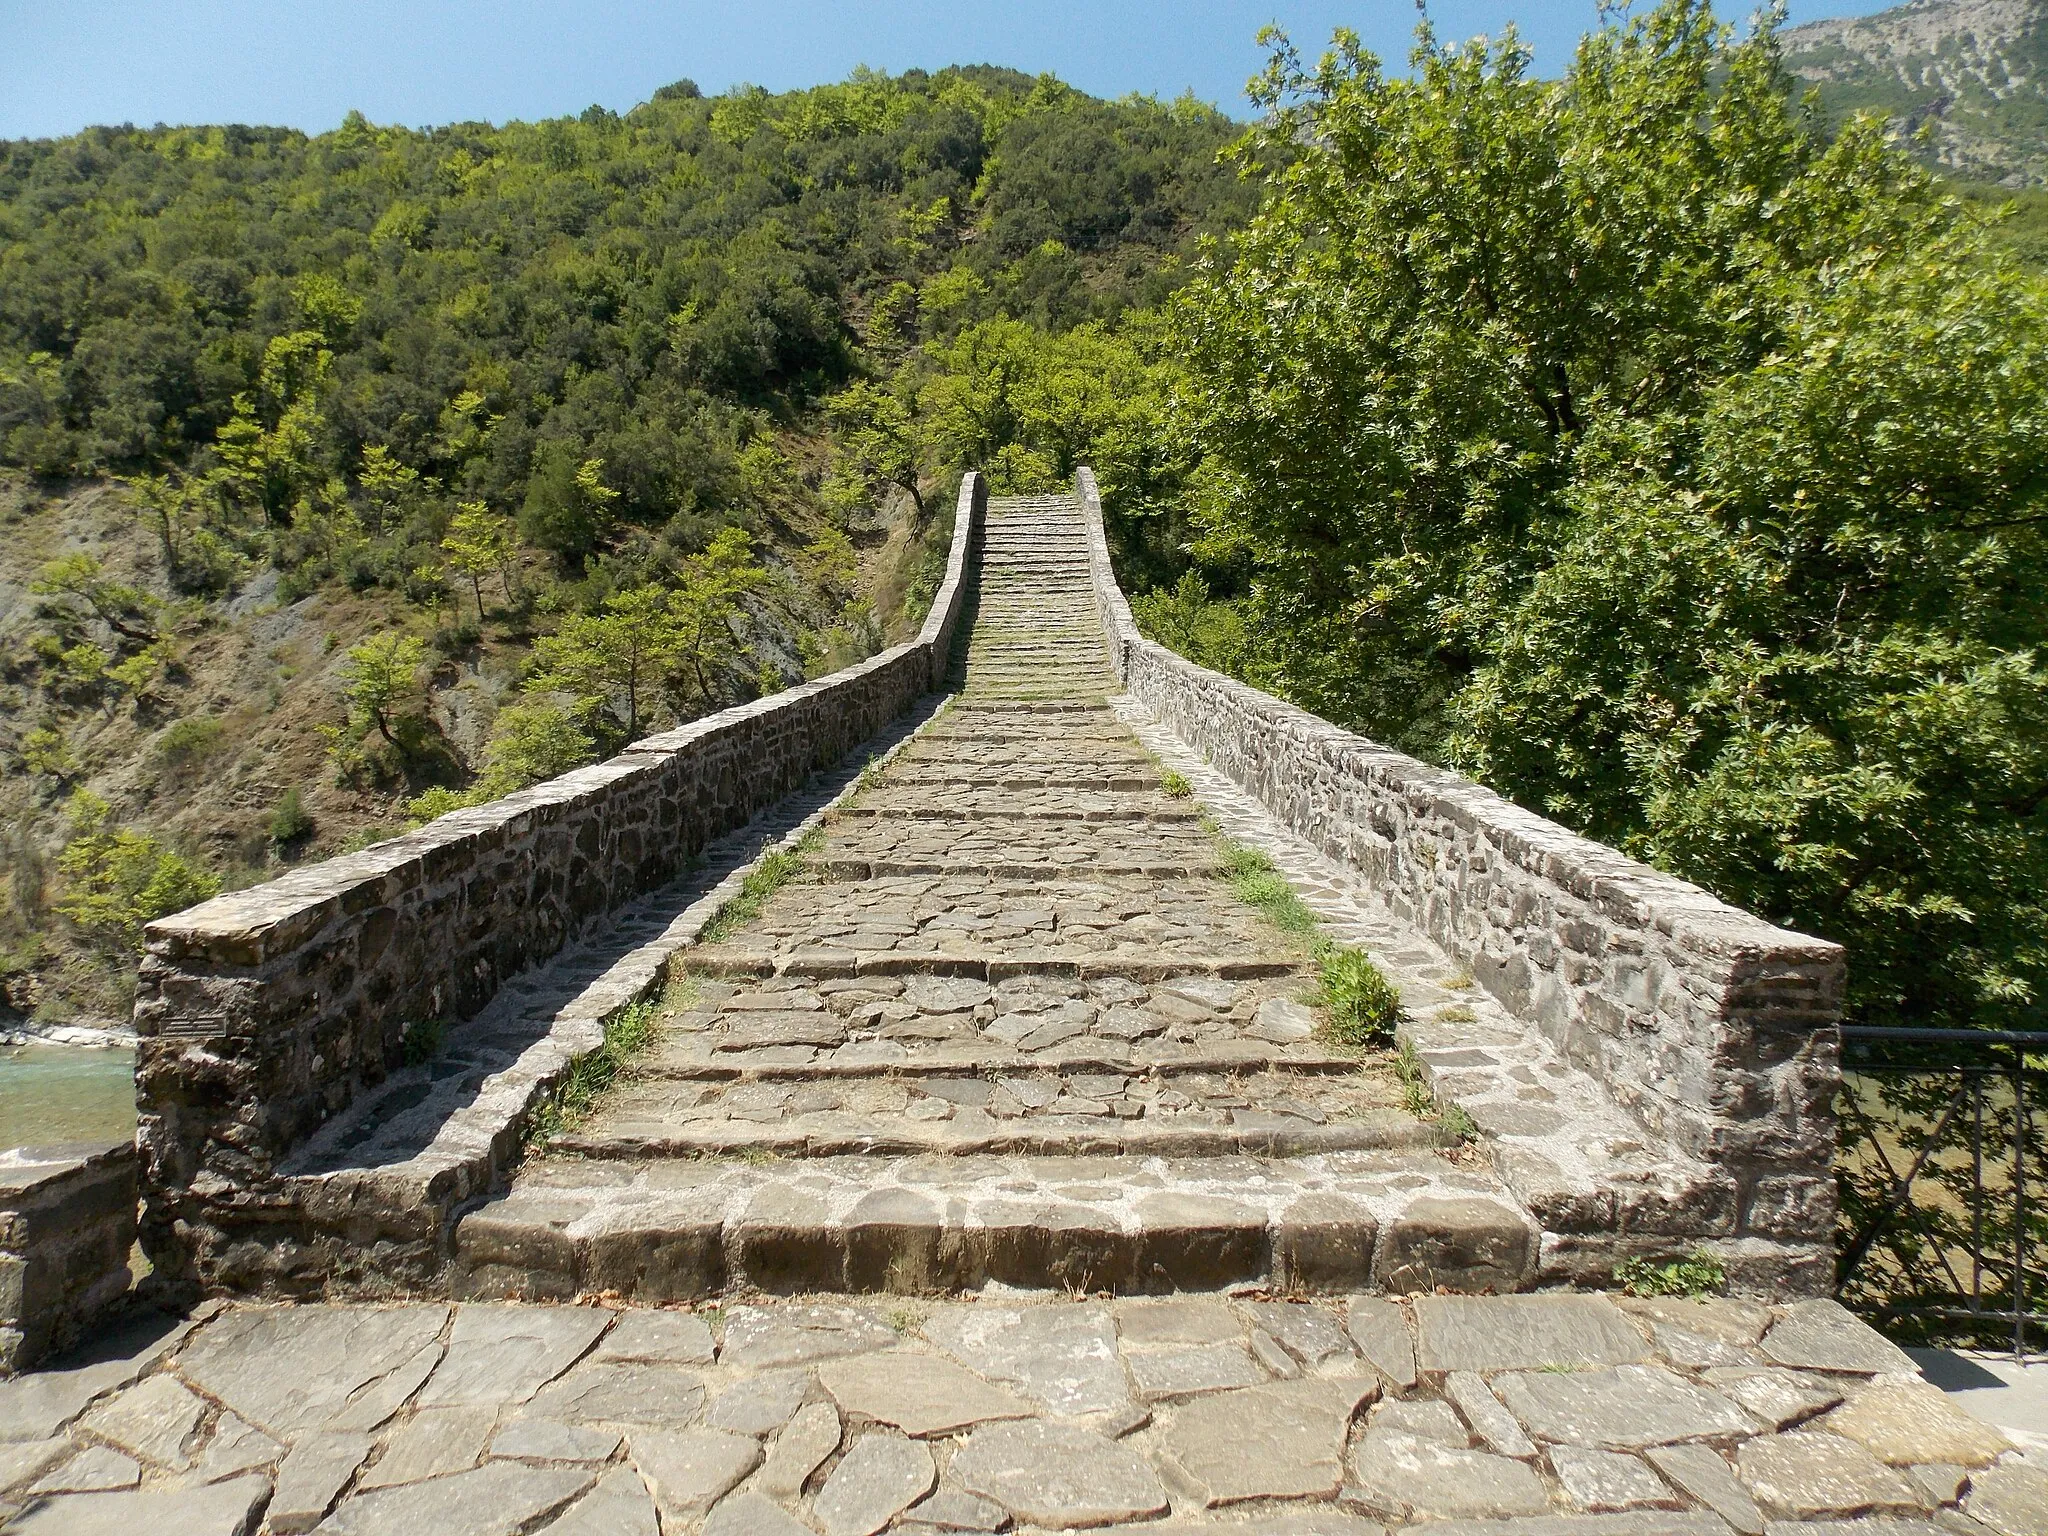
131,475,985,1292
1076,467,1844,1291
1,1141,138,1373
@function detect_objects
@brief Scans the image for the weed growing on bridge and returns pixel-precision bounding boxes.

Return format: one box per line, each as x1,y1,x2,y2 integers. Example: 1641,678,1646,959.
1222,844,1318,937
400,1017,447,1067
1316,948,1404,1047
526,996,662,1144
699,828,823,944
1395,1039,1478,1143
1616,1249,1728,1300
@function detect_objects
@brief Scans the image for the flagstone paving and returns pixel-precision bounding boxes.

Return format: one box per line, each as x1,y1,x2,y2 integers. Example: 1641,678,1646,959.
0,1292,2041,1532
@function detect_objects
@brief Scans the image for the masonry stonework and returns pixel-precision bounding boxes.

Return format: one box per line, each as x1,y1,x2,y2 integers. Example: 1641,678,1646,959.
132,475,985,1292
1076,467,1845,1279
0,1140,138,1373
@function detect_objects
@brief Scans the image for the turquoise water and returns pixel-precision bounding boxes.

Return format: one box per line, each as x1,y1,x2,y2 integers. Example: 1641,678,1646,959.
0,1046,137,1147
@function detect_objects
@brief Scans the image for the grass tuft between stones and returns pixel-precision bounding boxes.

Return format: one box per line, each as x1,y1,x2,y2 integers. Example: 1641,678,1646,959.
1159,768,1193,798
1616,1248,1728,1299
1397,1039,1479,1142
527,995,664,1146
698,827,824,944
1315,947,1404,1047
1221,844,1319,936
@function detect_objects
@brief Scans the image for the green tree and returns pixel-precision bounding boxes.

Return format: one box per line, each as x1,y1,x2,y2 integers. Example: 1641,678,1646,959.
440,501,518,621
519,447,619,566
827,379,932,521
53,791,219,950
339,633,429,748
479,701,597,790
31,555,161,645
1167,0,2048,1030
668,525,771,708
530,585,684,742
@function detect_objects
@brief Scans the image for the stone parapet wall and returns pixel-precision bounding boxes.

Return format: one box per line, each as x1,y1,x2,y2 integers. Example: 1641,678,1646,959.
1076,468,1844,1259
134,474,986,1278
1,1141,138,1372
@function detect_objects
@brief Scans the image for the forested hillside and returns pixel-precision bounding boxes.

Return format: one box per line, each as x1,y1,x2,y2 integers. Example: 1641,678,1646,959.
0,67,1249,1023
1782,0,2048,185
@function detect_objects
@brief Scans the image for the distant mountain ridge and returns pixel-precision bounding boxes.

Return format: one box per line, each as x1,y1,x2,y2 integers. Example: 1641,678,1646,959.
1781,0,2048,184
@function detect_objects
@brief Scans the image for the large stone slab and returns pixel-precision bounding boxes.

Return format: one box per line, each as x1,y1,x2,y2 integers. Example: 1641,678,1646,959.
1492,1364,1757,1449
951,1418,1169,1526
924,1304,1129,1416
1646,1442,1766,1535
595,1311,714,1364
525,1361,705,1427
77,1372,208,1469
314,1460,593,1536
1758,1302,1918,1376
490,1418,623,1462
1126,1341,1262,1400
539,1466,660,1536
358,1405,495,1489
1244,1302,1356,1368
759,1400,841,1501
175,1306,447,1435
1735,1429,1923,1518
703,1491,814,1536
416,1306,610,1407
629,1427,761,1516
813,1431,936,1536
1161,1377,1376,1505
1414,1295,1649,1375
1550,1446,1679,1511
191,1411,285,1482
1348,1424,1549,1521
1345,1297,1417,1389
819,1353,1034,1435
1963,1460,2048,1536
1709,1368,1844,1432
1445,1370,1535,1458
30,1444,139,1492
720,1304,897,1368
270,1432,373,1533
706,1367,810,1436
1819,1377,2012,1467
9,1470,271,1536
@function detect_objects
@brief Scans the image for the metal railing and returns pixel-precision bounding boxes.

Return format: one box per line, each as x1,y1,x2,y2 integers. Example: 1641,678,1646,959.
1836,1025,2048,1358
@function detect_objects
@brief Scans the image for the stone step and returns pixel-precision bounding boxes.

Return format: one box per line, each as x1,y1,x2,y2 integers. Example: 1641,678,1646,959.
454,1148,1537,1300
551,1104,1441,1161
842,801,1198,822
681,949,1305,982
811,857,1221,880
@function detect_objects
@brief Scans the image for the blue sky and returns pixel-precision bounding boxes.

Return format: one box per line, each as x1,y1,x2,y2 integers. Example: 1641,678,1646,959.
0,0,1901,141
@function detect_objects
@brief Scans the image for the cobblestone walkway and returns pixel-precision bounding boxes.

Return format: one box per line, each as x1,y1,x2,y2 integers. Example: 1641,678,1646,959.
452,495,1538,1302
2,1291,2043,1533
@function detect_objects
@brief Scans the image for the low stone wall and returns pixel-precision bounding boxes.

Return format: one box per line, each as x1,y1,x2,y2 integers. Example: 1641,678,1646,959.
1077,468,1844,1274
135,474,985,1288
1,1141,137,1373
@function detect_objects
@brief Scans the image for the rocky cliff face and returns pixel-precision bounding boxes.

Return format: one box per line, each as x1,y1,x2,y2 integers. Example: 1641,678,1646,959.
1782,0,2048,184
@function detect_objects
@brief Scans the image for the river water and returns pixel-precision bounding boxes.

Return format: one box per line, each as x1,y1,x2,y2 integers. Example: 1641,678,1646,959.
0,1045,136,1147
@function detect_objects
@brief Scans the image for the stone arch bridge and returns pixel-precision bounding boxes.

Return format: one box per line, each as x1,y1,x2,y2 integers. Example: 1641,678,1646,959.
13,476,2035,1536
109,468,1840,1307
